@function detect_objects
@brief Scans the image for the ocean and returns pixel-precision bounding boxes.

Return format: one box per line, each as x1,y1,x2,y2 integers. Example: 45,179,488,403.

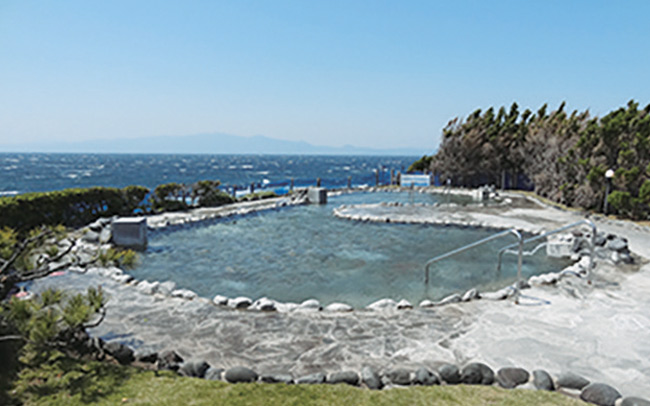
0,153,419,195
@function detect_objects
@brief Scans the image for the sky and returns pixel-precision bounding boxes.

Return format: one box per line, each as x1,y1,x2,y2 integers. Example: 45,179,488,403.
1,0,649,151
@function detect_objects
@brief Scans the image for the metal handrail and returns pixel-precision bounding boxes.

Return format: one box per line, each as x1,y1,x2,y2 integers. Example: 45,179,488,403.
500,242,548,260
496,219,596,273
424,229,524,300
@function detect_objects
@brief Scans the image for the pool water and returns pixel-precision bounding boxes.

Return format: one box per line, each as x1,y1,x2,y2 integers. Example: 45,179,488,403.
132,192,569,307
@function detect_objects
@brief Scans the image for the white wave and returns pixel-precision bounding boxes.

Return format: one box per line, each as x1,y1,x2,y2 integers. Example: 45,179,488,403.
228,165,237,169
3,165,18,170
66,173,78,179
262,179,270,185
0,191,18,196
256,171,269,175
241,165,253,169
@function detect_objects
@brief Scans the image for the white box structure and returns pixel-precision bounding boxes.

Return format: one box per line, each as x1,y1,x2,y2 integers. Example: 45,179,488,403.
546,233,575,258
112,217,148,251
400,174,432,187
307,187,327,204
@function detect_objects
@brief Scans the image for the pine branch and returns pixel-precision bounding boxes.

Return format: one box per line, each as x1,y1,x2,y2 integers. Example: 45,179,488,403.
0,335,24,343
83,307,106,329
0,227,52,276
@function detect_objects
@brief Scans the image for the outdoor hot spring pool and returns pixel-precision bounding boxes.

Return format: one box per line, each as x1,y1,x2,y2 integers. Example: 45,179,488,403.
131,192,569,307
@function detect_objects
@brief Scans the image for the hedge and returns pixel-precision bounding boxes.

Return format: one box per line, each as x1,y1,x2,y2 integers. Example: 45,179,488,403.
0,186,149,231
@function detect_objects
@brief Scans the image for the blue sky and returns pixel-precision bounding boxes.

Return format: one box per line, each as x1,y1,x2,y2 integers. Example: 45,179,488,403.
1,0,649,151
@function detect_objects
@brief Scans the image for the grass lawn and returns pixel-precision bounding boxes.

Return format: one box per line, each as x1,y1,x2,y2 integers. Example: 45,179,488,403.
4,356,587,406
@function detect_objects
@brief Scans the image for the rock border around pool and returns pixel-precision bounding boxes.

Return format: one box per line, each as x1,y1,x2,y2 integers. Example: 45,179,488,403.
64,194,636,317
85,336,649,406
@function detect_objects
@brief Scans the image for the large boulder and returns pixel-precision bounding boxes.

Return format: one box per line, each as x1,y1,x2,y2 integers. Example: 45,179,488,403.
204,367,224,381
104,342,134,365
384,368,412,386
556,372,590,390
327,371,360,386
414,367,440,386
460,363,494,385
225,366,258,383
179,361,210,378
532,370,555,391
157,350,184,371
260,374,293,384
438,363,461,384
622,397,650,406
361,366,383,390
228,297,252,309
134,349,158,364
580,383,622,406
496,367,529,389
296,372,326,384
366,298,397,311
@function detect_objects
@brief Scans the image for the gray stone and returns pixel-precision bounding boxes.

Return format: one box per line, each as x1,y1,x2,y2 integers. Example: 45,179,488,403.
462,288,480,302
205,367,224,381
327,371,360,386
460,363,495,385
297,299,321,311
419,299,435,308
228,296,252,309
134,349,158,364
533,370,555,391
414,367,440,386
385,368,412,386
556,372,590,390
396,299,413,310
171,289,198,300
251,297,277,311
580,383,622,406
136,280,160,295
157,350,184,371
438,363,461,384
594,233,607,247
606,237,628,252
179,361,210,378
113,274,134,284
212,295,229,305
225,366,258,383
480,288,511,300
82,231,100,244
436,293,461,306
296,372,326,384
361,366,383,390
99,228,112,244
622,397,650,406
324,302,353,312
261,374,293,384
104,342,134,365
157,281,176,296
496,367,529,389
367,298,397,311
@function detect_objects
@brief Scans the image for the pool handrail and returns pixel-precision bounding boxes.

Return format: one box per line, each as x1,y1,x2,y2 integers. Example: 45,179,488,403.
495,219,596,274
424,228,524,300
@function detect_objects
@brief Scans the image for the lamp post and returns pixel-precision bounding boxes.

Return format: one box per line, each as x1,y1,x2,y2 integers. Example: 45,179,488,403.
603,169,614,215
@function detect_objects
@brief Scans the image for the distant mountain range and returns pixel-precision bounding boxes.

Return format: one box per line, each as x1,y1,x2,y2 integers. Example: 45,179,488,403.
0,133,430,156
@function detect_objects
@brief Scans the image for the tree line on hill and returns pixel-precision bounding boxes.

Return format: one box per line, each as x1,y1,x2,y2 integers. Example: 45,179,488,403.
410,100,650,219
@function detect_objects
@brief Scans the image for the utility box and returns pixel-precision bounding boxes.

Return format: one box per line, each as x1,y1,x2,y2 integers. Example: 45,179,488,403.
112,217,148,251
546,233,575,258
307,187,327,204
